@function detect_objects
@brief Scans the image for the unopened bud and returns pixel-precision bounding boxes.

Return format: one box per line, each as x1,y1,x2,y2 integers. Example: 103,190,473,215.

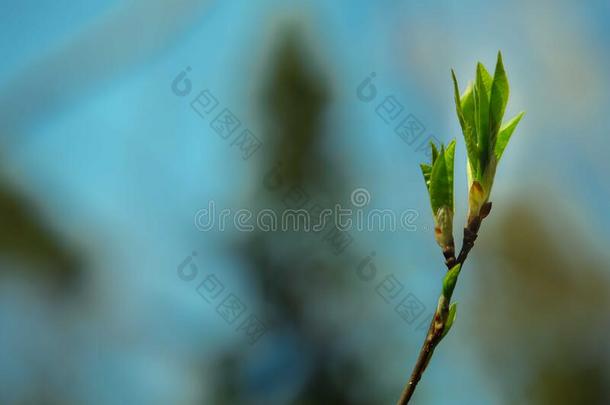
467,181,487,222
434,206,454,250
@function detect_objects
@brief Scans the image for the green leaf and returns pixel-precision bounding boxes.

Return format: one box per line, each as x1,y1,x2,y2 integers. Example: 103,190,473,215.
429,141,456,213
476,62,493,97
442,302,458,338
420,163,432,190
451,70,466,129
463,123,479,180
475,63,492,171
461,83,475,129
461,85,478,176
442,263,461,298
495,111,525,161
489,52,509,152
429,151,449,213
431,142,439,164
444,140,455,209
451,71,479,177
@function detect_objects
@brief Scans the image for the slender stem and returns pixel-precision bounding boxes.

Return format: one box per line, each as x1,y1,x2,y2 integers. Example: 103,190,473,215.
396,306,444,404
396,210,487,405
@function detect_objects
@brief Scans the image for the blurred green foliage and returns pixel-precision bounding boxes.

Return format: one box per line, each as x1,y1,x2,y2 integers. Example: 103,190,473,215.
0,177,81,287
473,200,610,405
209,27,379,405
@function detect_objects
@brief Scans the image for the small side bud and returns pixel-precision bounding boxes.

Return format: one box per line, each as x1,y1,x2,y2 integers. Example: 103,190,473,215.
442,264,461,299
441,302,458,339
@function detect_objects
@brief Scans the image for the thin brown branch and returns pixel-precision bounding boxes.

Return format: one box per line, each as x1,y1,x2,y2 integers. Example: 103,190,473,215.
396,204,490,404
396,305,445,404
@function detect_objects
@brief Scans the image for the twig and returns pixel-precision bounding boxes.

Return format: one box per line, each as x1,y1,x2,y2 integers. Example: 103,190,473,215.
396,205,489,404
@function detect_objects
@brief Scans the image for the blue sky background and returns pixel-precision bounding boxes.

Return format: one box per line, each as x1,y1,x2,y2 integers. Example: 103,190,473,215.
1,1,609,404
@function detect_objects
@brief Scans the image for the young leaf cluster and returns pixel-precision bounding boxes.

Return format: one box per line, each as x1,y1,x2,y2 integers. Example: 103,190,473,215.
451,52,525,219
420,141,456,251
418,51,525,338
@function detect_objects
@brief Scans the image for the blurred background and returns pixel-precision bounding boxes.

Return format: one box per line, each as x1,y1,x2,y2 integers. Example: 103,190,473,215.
1,1,609,404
